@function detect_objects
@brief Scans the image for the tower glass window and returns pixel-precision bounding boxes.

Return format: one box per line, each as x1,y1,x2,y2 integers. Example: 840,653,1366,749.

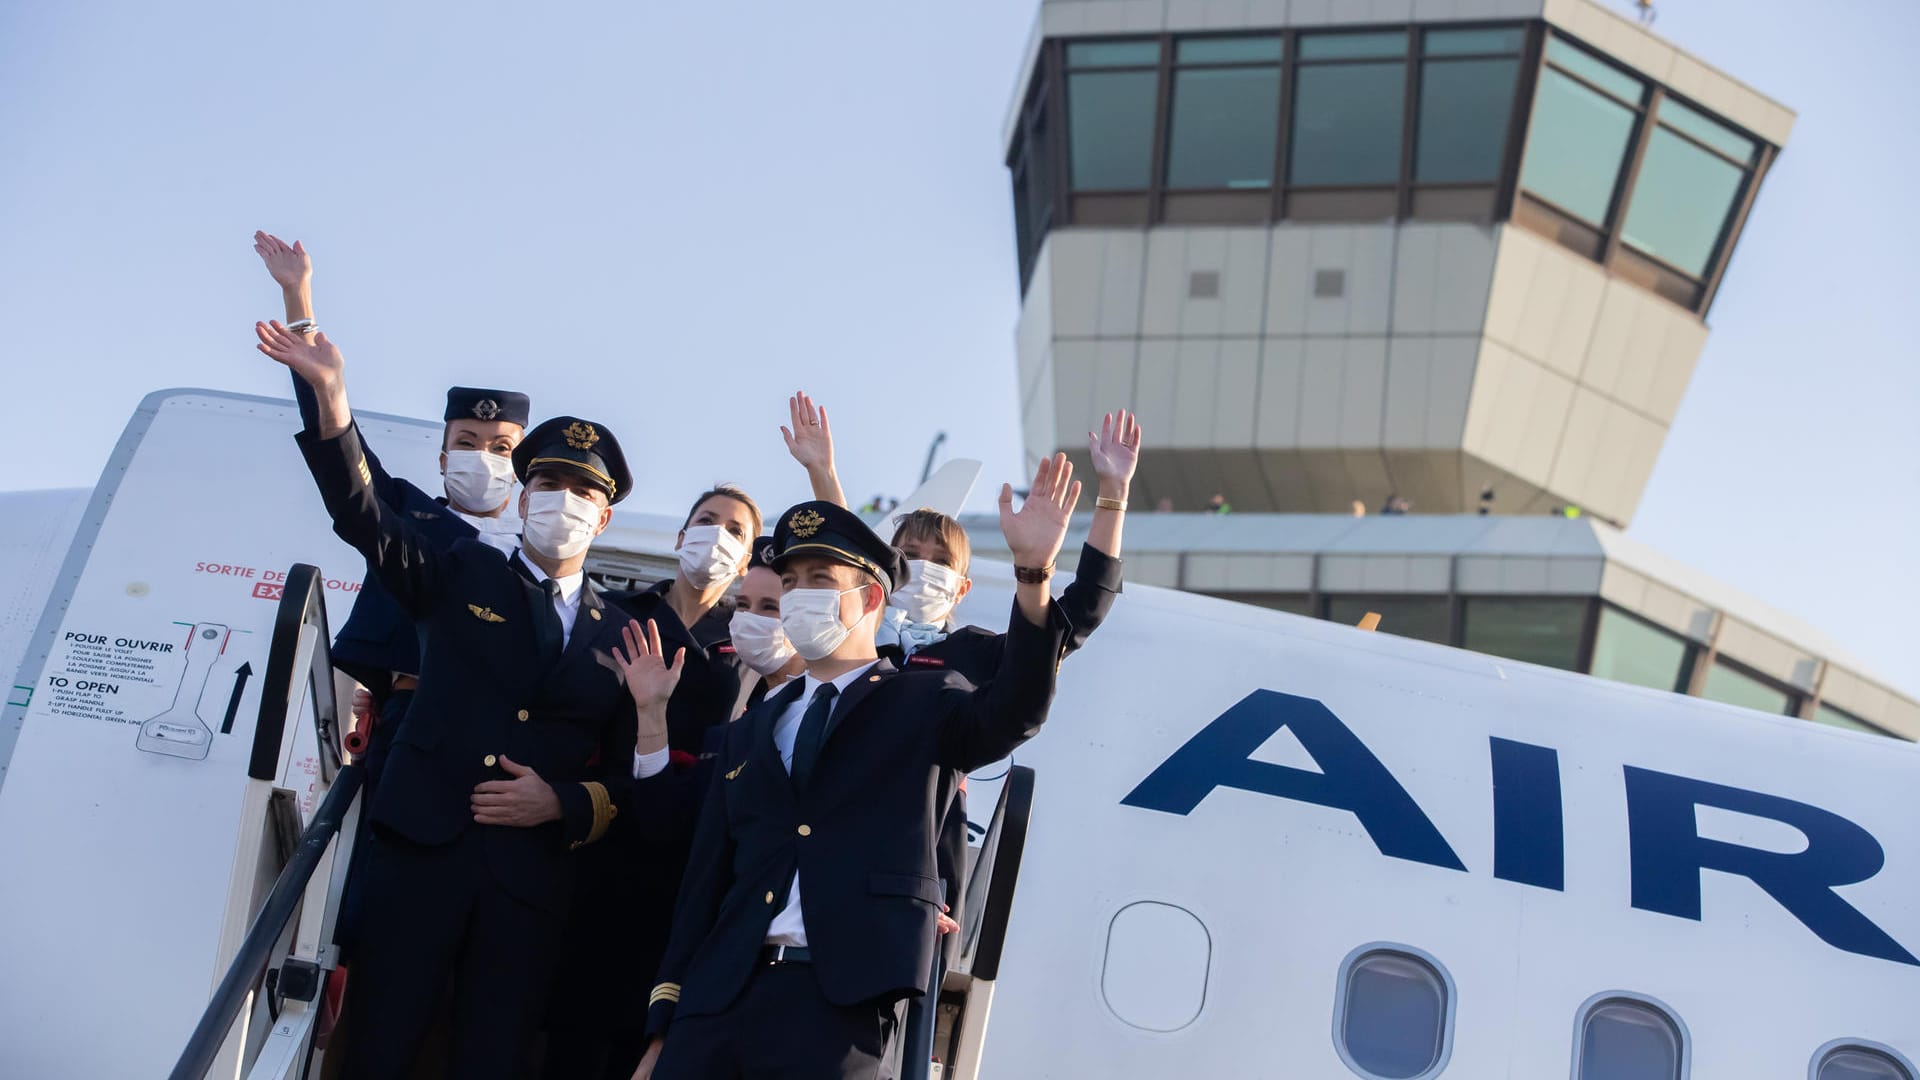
1414,29,1522,183
1289,32,1408,187
1620,98,1758,276
1166,37,1283,189
1519,53,1642,226
1065,41,1161,191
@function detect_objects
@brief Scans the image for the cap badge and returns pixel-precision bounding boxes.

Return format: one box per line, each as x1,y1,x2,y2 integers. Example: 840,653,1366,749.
564,422,599,451
471,398,501,420
757,541,775,562
789,509,825,538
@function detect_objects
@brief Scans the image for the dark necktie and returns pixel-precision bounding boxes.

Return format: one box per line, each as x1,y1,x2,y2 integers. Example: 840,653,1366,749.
790,683,839,792
537,578,564,658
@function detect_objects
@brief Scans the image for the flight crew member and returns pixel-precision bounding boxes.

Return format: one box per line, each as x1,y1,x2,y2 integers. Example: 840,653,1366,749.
253,231,526,788
729,536,805,703
255,318,671,1080
634,453,1083,1080
785,394,1141,947
543,486,763,1080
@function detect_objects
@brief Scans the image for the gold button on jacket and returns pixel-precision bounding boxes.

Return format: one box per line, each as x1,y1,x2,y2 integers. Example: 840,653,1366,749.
483,754,497,767
796,824,812,837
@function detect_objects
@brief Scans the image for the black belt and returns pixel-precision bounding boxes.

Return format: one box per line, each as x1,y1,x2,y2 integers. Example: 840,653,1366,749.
760,945,811,965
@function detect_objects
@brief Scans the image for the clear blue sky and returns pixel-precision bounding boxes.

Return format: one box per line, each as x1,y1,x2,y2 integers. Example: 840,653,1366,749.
1,1,1913,692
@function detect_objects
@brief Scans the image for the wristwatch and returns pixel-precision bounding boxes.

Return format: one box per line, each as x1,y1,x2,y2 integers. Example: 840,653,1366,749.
1013,564,1053,585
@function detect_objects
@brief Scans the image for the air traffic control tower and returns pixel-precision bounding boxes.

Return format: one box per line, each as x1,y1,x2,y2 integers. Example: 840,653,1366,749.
987,1,1920,737
1004,0,1788,525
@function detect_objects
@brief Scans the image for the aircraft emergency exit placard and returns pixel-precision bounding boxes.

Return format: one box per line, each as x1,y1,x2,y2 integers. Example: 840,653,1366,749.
0,390,442,1080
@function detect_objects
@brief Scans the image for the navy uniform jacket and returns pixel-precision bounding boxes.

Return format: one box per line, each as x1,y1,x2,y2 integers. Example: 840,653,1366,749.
297,422,635,915
291,378,480,697
645,599,1067,1036
546,582,747,1039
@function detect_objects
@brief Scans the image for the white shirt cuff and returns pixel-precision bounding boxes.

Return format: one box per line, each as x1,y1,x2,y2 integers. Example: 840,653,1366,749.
632,746,671,780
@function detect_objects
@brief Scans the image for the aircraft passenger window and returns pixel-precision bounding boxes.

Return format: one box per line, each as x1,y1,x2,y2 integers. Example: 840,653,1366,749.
1813,1041,1916,1080
1333,945,1454,1079
1573,995,1687,1080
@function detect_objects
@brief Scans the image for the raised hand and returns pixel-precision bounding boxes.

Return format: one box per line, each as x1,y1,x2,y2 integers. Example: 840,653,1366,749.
1087,409,1142,497
613,619,685,712
255,320,343,389
252,231,311,292
998,452,1081,569
781,391,835,473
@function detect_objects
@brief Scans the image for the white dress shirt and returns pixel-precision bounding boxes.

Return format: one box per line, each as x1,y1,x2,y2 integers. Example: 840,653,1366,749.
765,660,880,947
514,549,584,645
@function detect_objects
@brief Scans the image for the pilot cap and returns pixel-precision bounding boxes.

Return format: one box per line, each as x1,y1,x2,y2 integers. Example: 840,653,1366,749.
770,500,909,596
512,416,632,504
445,387,530,428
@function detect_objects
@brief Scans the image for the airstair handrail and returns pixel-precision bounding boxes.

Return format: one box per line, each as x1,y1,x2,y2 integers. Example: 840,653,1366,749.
901,764,1037,1079
250,562,344,783
960,764,1036,982
167,563,360,1080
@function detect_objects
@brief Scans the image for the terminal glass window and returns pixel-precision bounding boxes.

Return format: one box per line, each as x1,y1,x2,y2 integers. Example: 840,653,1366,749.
1462,598,1587,672
1166,36,1284,190
1325,596,1450,646
1588,606,1690,692
1519,40,1644,226
1210,592,1313,616
1335,948,1452,1079
1290,32,1408,187
1575,998,1684,1079
1620,97,1757,276
1814,703,1896,739
1816,1046,1914,1080
1414,28,1522,183
1066,41,1161,191
1701,660,1794,715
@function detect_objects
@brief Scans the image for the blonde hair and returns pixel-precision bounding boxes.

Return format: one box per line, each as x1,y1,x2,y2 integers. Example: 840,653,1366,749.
890,508,971,578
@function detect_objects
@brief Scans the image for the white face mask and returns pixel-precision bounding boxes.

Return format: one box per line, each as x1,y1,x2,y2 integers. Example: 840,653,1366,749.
442,450,517,513
890,559,965,625
678,525,748,589
780,586,872,661
522,489,601,561
729,610,797,676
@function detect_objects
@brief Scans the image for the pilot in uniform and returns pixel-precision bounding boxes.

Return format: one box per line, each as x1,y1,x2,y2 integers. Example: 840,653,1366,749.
292,396,650,1079
641,494,1077,1079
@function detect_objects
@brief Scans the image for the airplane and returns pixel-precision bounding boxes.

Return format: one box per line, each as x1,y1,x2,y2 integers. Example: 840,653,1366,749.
0,388,1914,1079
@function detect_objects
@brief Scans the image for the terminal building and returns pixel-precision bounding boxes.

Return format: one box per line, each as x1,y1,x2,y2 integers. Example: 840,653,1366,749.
977,0,1918,738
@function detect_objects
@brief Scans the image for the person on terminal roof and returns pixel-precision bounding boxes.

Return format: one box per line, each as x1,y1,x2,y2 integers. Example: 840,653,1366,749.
781,392,1140,953
633,460,1082,1080
255,318,676,1080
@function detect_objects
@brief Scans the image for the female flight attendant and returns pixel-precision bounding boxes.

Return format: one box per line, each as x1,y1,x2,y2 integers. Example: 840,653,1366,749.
729,536,806,707
544,487,763,1080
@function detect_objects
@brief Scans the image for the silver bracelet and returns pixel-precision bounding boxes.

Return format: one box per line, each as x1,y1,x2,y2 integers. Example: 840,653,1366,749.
286,318,318,335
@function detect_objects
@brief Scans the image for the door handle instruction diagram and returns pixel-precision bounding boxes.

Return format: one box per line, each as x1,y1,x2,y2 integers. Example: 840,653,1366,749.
136,623,232,760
